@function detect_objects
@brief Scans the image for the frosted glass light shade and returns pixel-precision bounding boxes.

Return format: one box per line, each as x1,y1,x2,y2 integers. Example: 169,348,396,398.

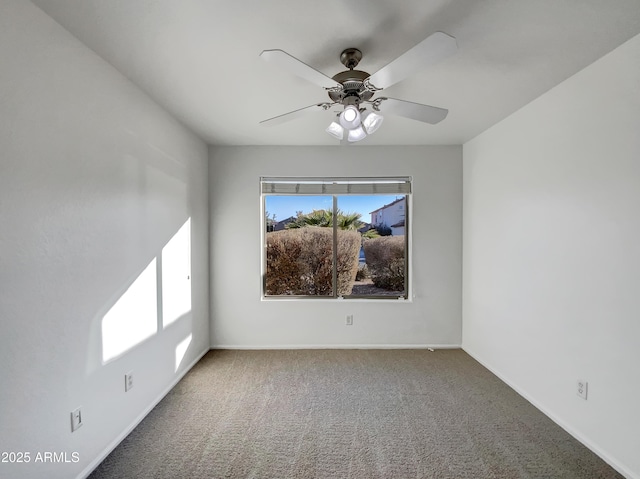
339,105,361,129
362,110,384,134
347,125,367,142
325,121,344,140
343,108,357,122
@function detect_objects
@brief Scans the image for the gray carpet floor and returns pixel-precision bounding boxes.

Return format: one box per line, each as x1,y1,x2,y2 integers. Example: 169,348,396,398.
89,349,622,478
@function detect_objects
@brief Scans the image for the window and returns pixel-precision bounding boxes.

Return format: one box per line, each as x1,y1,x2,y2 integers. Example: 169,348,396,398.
262,177,410,299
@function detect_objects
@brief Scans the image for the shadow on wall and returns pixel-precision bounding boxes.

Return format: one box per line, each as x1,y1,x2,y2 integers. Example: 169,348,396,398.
100,218,193,372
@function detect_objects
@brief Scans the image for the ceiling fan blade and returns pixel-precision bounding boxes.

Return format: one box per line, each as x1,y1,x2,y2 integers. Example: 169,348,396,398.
366,32,457,90
375,97,448,124
260,49,341,89
260,103,333,127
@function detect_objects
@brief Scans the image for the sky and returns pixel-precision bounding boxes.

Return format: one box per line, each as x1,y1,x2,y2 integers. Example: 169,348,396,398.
265,195,402,224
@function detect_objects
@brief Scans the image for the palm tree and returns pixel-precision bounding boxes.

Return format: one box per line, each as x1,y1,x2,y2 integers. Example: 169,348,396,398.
336,211,364,231
361,228,380,239
286,209,364,231
286,209,332,228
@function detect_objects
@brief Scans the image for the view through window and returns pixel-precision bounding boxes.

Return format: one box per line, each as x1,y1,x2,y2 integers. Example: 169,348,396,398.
262,178,410,299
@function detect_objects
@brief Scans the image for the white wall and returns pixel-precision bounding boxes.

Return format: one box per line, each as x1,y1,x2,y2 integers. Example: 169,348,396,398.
0,2,209,478
463,33,640,478
209,145,462,348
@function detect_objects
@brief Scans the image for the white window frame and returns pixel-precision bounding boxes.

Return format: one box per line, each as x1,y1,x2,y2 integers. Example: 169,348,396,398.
260,176,412,301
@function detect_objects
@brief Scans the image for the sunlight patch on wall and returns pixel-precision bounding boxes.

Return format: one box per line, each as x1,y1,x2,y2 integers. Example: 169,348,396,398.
102,259,158,362
175,333,192,372
162,218,192,328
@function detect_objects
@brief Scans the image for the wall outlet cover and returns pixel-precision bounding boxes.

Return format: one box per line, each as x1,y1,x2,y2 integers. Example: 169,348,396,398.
577,380,588,400
71,407,83,432
125,371,134,392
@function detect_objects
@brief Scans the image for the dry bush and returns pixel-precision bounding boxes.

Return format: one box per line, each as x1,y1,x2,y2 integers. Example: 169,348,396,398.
336,230,361,295
265,228,360,296
363,236,405,291
265,229,308,295
355,263,370,281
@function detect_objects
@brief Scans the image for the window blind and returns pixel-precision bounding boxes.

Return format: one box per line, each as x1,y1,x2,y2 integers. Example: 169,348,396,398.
261,177,411,195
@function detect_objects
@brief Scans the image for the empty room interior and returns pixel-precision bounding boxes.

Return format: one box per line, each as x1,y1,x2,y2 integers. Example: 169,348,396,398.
1,0,640,478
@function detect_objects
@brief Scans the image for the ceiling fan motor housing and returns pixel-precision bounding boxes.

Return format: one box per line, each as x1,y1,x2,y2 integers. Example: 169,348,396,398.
329,48,374,105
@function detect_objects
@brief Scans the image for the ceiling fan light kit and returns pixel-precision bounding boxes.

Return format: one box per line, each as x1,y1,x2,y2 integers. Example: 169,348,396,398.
325,121,344,140
259,31,457,143
328,105,384,143
362,110,384,134
347,125,367,143
339,105,361,129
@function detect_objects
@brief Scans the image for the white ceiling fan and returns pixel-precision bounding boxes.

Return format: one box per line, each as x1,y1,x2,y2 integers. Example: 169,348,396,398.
259,31,457,142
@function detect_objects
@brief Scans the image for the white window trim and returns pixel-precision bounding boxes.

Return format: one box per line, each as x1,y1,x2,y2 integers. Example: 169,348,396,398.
260,176,413,301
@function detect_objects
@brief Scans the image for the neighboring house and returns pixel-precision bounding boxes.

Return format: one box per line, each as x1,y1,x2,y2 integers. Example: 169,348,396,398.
273,216,296,231
357,223,372,234
389,219,405,236
370,197,406,235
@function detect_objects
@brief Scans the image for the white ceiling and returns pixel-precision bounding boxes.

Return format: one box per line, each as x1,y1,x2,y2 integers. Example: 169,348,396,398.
32,0,640,146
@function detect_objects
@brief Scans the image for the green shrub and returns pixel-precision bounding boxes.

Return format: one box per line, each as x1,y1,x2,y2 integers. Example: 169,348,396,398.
363,236,405,291
265,228,361,296
374,224,392,236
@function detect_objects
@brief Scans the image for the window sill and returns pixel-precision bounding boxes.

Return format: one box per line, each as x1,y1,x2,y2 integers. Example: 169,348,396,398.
261,295,412,303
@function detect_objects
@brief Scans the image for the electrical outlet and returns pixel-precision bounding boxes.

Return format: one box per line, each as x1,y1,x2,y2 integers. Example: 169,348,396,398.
346,314,353,326
125,371,134,392
71,407,83,432
577,380,588,400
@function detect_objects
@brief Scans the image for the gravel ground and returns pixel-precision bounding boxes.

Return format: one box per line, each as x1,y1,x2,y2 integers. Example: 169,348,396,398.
350,279,403,296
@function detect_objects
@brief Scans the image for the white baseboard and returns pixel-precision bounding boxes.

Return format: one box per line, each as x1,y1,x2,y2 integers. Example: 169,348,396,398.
462,346,636,479
211,344,461,350
77,347,210,479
